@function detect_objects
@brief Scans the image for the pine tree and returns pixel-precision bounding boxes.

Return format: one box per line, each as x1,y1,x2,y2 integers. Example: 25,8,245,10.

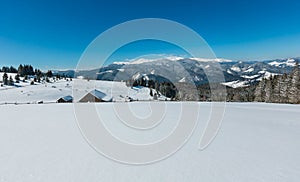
1,66,9,73
265,78,273,102
46,70,53,78
150,88,153,97
2,72,8,85
8,76,14,86
15,74,20,83
18,64,24,76
254,78,266,102
9,66,17,73
272,76,282,103
279,73,289,103
288,62,300,103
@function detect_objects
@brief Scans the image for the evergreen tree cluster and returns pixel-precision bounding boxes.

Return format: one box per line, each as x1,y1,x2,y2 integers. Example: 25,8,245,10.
126,76,178,100
0,66,18,73
157,82,177,99
1,73,15,86
254,62,300,104
17,64,35,76
226,85,256,102
2,72,8,85
1,64,56,86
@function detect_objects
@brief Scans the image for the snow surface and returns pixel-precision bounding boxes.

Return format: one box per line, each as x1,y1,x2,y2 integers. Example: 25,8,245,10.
194,75,200,81
268,59,296,67
241,74,259,79
150,70,155,74
117,68,125,72
0,79,164,103
112,57,232,65
230,66,241,72
243,67,254,73
257,71,281,81
286,58,297,66
0,72,17,82
227,69,233,74
179,77,186,82
112,56,184,65
268,61,283,67
221,80,249,88
0,102,299,181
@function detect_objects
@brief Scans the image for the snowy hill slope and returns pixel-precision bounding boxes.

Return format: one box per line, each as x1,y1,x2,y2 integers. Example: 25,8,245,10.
0,72,17,82
0,102,299,181
0,79,164,103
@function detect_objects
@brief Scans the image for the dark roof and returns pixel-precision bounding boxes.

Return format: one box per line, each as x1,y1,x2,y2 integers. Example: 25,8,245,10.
59,95,73,102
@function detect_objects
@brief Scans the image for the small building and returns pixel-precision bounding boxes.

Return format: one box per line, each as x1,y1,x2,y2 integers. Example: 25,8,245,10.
37,100,44,104
79,89,112,103
57,95,73,103
125,96,134,102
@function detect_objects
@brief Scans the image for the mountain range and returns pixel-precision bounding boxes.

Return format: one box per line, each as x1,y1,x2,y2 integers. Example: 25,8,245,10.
54,56,300,88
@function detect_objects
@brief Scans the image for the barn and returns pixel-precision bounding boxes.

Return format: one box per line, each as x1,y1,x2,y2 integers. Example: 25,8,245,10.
57,95,73,103
79,89,112,103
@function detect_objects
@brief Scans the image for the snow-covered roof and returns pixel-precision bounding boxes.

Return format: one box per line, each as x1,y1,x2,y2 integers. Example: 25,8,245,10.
89,89,112,101
60,95,73,102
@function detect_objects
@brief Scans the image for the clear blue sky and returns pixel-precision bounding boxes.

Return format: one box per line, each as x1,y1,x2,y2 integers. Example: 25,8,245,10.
1,0,300,69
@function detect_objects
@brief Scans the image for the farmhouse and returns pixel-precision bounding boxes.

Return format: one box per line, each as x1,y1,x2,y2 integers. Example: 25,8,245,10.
57,95,73,103
79,89,112,102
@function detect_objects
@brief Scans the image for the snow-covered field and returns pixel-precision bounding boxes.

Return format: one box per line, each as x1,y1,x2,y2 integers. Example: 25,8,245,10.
0,79,164,103
0,102,299,181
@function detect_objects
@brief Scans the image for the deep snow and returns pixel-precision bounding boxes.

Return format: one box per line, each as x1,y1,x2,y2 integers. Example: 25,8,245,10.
0,102,299,181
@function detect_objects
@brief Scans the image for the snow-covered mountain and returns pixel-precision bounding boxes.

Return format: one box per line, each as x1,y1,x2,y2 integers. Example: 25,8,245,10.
65,57,299,88
221,58,299,87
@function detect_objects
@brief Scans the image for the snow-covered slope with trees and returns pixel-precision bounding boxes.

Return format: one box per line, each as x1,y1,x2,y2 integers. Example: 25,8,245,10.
254,62,300,104
0,78,165,104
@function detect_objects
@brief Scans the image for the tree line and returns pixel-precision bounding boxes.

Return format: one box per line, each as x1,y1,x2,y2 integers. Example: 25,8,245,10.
1,64,54,86
254,62,300,104
199,63,299,104
0,66,18,73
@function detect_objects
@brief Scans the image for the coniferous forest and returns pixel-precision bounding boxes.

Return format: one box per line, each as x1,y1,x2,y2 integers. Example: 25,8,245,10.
254,62,300,104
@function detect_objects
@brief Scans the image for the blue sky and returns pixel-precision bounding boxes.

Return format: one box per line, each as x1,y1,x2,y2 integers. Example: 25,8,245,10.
1,0,300,69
